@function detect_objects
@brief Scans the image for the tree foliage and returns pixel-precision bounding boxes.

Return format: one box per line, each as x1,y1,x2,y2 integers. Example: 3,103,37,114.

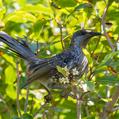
0,0,119,119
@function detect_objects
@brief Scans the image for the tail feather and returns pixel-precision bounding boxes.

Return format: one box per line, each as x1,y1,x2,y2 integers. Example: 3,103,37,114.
0,32,37,62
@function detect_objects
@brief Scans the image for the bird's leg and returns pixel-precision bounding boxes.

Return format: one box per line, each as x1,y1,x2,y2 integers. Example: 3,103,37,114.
44,93,52,103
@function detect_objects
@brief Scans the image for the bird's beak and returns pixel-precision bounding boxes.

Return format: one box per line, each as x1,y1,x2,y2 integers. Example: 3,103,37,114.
83,31,102,40
88,31,102,37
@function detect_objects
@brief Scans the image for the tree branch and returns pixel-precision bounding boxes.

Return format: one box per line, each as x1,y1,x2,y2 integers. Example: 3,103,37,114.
59,24,65,50
100,1,119,119
24,86,29,113
76,86,82,119
101,2,114,51
16,60,21,117
100,86,119,119
56,19,65,50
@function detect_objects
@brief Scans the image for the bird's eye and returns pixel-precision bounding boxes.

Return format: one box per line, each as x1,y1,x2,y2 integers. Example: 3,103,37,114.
80,30,92,35
79,31,86,35
80,32,86,35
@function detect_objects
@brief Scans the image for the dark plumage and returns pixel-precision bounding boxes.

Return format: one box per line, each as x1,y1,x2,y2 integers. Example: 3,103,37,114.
0,30,101,90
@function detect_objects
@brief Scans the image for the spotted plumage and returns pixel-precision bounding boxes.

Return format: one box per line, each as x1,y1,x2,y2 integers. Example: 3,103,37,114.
0,30,101,89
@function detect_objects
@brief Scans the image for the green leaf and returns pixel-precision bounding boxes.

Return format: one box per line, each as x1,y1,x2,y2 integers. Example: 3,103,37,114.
74,3,92,12
6,85,16,99
32,19,47,36
4,11,36,23
12,116,20,119
56,66,67,77
101,98,112,102
58,98,76,118
98,51,119,67
68,3,92,18
20,76,27,89
22,113,33,119
5,65,16,84
108,0,115,6
21,4,53,16
54,0,77,7
2,54,16,67
86,81,95,92
96,76,119,84
0,0,3,7
0,7,6,19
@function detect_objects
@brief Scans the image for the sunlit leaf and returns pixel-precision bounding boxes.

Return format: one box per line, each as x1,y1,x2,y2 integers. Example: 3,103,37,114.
4,11,36,23
6,85,16,99
0,7,6,19
2,54,16,67
5,65,16,84
101,98,112,102
56,66,67,77
21,4,53,16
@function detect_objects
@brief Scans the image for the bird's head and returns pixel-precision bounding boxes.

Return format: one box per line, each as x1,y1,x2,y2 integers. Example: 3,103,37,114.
70,30,101,48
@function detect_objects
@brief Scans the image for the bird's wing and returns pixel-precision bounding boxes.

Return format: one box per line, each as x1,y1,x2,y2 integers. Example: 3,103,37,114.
23,50,73,87
29,50,73,78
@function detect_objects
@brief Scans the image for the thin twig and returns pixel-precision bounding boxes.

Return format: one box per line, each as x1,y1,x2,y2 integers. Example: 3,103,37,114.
16,60,21,117
77,99,82,119
24,67,29,113
101,2,114,51
24,85,29,113
76,86,82,119
59,24,65,50
85,106,89,117
36,22,44,55
30,96,34,114
36,39,39,55
55,19,65,50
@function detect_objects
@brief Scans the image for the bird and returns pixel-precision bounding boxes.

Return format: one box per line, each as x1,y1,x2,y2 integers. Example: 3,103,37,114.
0,30,101,92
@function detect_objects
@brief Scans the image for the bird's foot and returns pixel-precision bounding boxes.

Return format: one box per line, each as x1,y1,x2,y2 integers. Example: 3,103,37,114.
44,93,52,103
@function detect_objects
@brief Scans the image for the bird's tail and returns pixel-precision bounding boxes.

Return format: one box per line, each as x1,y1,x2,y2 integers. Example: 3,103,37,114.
0,32,37,62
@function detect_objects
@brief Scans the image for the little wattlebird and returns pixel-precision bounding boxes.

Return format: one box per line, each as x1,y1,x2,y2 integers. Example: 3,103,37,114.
0,30,101,93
